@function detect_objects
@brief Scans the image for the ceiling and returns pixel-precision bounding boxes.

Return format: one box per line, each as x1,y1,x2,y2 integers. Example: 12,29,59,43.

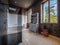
0,0,41,9
9,0,38,8
0,0,8,4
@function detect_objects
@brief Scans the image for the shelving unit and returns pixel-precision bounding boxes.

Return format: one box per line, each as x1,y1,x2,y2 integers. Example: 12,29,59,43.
29,12,39,32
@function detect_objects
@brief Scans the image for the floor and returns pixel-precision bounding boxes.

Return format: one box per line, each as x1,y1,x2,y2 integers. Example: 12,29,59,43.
19,28,60,45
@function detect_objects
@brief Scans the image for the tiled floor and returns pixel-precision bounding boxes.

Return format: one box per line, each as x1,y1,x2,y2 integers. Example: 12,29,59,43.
19,28,60,45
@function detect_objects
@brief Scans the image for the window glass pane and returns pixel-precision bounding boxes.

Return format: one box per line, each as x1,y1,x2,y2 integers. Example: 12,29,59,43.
43,1,49,23
50,0,57,23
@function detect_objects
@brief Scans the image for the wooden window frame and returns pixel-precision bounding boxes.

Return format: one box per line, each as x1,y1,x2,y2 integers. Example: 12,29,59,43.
41,0,58,23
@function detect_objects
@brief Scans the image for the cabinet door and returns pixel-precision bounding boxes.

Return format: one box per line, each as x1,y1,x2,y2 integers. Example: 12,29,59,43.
7,33,18,45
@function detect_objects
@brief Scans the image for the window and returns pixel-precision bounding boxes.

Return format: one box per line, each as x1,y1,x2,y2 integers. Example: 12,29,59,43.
43,1,49,23
27,9,32,23
50,0,57,23
41,0,58,23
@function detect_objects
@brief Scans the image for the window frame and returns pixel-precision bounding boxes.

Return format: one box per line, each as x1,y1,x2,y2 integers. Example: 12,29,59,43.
41,0,58,23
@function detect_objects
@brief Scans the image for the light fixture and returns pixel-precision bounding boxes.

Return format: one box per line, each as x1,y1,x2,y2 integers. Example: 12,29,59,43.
9,7,16,11
15,1,16,3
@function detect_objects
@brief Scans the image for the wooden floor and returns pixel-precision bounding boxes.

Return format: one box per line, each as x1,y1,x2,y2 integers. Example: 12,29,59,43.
19,28,60,45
